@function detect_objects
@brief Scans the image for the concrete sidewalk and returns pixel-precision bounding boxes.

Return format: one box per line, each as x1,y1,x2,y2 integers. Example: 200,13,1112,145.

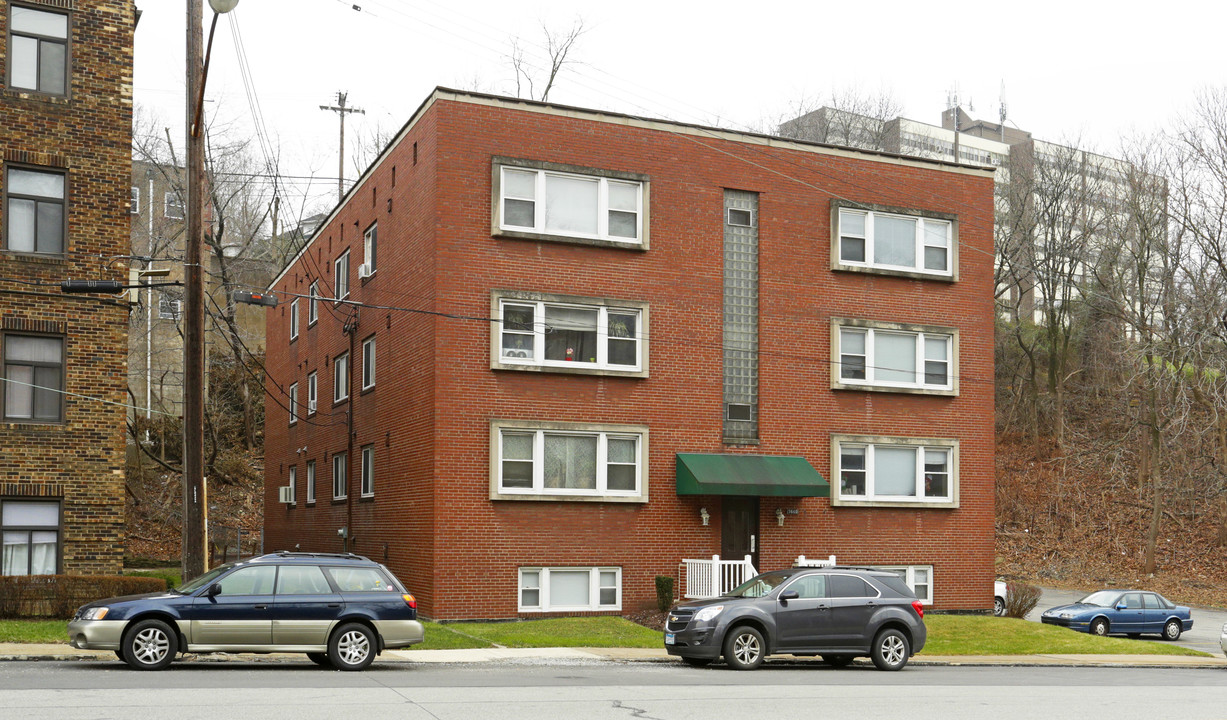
3,644,1225,668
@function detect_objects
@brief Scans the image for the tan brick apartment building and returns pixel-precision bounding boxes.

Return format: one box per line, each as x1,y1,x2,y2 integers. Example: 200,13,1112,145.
1,1,135,576
263,88,996,619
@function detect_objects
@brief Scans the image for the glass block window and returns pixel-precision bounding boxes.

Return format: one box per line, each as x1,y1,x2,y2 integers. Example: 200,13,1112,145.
723,189,758,441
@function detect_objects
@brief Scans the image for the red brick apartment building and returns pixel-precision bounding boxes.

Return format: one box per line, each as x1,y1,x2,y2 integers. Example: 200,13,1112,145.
1,1,135,576
263,88,996,620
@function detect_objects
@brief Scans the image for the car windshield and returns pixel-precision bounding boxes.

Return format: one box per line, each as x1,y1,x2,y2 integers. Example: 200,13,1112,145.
724,570,795,598
1077,591,1121,607
175,564,234,594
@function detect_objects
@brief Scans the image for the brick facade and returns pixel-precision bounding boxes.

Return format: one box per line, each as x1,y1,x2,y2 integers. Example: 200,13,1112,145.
0,1,135,575
264,90,996,619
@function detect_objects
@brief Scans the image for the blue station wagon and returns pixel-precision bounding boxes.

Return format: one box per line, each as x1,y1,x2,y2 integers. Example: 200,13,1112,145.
67,552,424,670
1041,590,1193,640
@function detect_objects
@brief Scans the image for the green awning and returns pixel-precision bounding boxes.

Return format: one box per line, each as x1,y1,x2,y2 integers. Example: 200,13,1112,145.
675,453,829,497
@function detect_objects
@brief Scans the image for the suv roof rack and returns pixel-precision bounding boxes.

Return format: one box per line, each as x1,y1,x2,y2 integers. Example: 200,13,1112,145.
260,551,372,562
793,564,884,573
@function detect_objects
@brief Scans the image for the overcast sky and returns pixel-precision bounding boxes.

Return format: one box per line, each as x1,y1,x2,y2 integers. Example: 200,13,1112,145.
134,0,1227,221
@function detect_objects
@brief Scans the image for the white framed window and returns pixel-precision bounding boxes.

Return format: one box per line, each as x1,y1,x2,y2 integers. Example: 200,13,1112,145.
287,466,297,505
834,206,954,277
831,435,957,507
518,567,621,612
492,421,647,501
334,251,350,301
130,186,140,215
833,320,955,394
289,298,299,340
306,460,316,504
307,371,317,415
362,336,375,390
333,452,347,500
158,298,181,320
873,565,934,604
164,191,184,220
1,500,60,576
361,445,374,497
495,295,646,375
5,166,66,255
288,382,298,425
363,223,377,274
497,161,646,246
307,281,319,325
333,352,349,402
8,5,68,95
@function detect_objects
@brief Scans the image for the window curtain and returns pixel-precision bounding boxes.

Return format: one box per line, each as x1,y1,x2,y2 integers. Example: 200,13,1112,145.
2,532,29,575
544,307,597,362
875,447,917,496
544,434,597,489
544,175,598,235
873,215,916,266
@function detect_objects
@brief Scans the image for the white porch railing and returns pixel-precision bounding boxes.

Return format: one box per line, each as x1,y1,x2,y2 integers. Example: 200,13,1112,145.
681,555,757,599
794,554,837,567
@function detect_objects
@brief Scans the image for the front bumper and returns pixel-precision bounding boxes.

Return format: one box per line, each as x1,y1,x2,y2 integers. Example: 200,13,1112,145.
67,619,125,650
663,623,723,659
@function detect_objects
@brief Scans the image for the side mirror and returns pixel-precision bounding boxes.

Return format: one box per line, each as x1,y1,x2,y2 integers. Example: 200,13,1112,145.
206,583,222,598
1115,602,1127,610
779,590,799,602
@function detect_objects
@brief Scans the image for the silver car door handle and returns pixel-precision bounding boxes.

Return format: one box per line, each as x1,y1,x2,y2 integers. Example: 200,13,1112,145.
750,535,756,553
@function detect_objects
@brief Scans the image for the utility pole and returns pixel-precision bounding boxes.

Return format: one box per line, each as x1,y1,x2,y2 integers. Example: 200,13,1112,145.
320,91,364,203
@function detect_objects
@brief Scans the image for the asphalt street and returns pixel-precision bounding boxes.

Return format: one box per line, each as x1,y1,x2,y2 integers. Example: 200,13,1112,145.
1,661,1224,720
1030,586,1227,656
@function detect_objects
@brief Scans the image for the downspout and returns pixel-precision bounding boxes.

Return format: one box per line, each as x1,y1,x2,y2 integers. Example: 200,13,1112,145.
345,311,357,553
146,176,155,421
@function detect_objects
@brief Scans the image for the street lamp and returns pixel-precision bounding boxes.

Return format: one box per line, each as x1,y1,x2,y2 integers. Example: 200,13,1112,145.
183,0,239,582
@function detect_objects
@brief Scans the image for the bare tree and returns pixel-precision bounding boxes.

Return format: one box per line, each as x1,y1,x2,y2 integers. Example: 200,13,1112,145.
772,88,904,151
510,18,586,102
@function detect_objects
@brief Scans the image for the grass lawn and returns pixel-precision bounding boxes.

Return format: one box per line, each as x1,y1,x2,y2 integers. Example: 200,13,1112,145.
418,617,662,650
919,615,1210,656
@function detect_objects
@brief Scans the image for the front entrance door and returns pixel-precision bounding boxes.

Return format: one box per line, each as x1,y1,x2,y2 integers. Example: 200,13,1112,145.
721,496,760,571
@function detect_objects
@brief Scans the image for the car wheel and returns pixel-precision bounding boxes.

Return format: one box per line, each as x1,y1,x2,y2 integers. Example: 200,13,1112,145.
993,597,1006,616
1090,618,1109,636
121,618,177,671
113,650,125,662
722,626,765,671
1163,619,1182,641
822,654,854,668
306,652,333,667
328,623,377,671
870,628,910,671
681,656,713,668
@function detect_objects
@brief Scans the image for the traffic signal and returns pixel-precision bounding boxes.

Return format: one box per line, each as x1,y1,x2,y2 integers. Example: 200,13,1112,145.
233,289,278,307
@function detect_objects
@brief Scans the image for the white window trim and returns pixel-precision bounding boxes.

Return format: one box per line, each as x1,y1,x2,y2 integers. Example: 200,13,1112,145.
289,298,299,340
130,186,140,215
362,336,375,390
333,452,347,500
334,250,350,302
164,191,184,220
831,203,957,281
307,281,319,325
831,318,958,396
490,419,649,503
361,445,374,497
491,291,649,378
492,157,650,250
333,353,349,403
306,460,316,503
287,466,297,505
307,371,318,415
518,566,622,612
872,565,934,605
158,298,181,320
288,383,298,425
830,434,959,508
363,223,377,275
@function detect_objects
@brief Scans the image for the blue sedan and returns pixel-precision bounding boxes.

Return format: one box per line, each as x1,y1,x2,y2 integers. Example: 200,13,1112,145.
1041,590,1193,640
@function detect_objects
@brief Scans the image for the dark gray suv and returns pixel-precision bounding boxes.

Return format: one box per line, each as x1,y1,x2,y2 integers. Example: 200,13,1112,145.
664,566,926,670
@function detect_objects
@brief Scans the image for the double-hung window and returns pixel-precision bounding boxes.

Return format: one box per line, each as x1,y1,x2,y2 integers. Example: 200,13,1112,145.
496,159,647,247
289,298,299,340
833,320,955,394
493,421,648,501
8,5,68,95
164,191,184,220
287,467,297,505
158,298,180,320
361,445,374,497
333,352,349,402
288,382,298,425
361,336,375,390
873,565,934,604
332,452,347,500
496,294,646,375
834,205,954,278
832,435,957,506
334,251,349,301
519,567,621,612
1,500,59,575
363,223,377,275
2,334,63,422
306,460,316,503
5,167,65,255
307,281,319,325
130,187,140,215
307,371,317,415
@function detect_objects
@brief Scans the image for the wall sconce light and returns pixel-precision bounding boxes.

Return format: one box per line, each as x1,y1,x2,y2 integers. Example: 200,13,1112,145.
699,507,710,526
775,508,786,526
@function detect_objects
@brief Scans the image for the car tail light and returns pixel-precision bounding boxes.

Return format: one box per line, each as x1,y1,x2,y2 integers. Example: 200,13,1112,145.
402,593,417,609
911,600,924,619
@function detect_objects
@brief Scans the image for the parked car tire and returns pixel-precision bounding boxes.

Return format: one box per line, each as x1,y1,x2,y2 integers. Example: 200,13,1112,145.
121,618,177,670
113,650,125,662
723,625,765,671
993,597,1006,616
328,623,377,671
1090,618,1109,636
1163,619,1183,641
822,654,854,668
870,628,910,671
681,656,713,668
306,651,333,667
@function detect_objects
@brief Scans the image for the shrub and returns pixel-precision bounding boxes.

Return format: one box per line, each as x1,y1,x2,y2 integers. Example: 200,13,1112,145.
0,575,167,619
1005,581,1042,618
654,575,674,611
126,569,180,591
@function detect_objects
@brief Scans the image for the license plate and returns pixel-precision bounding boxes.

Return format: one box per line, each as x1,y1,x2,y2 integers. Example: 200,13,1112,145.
664,632,676,645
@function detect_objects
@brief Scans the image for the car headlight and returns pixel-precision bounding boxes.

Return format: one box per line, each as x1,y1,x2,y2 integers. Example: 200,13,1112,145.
80,607,109,620
1060,612,1074,619
694,605,724,623
1221,621,1227,633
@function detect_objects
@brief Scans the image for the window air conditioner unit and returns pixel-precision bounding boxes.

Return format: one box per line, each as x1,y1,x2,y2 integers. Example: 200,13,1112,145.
308,398,317,413
358,263,373,279
278,486,294,504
